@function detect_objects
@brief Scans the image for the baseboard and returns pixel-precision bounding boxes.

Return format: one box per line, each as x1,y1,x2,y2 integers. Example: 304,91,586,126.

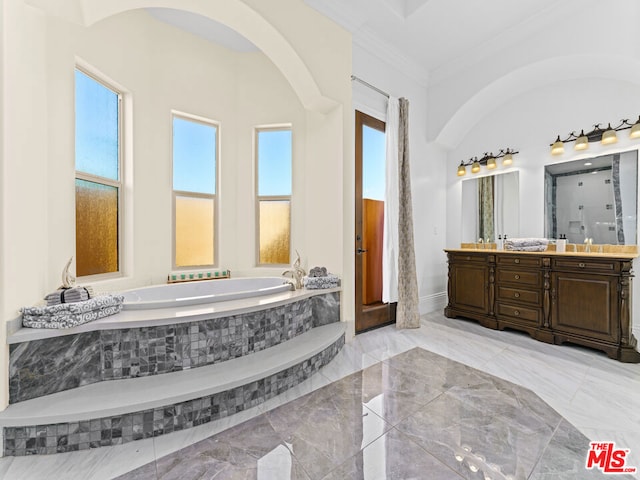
419,291,447,315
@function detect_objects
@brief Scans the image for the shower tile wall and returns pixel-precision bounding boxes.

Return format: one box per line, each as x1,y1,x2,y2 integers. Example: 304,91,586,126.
555,170,617,244
9,292,340,403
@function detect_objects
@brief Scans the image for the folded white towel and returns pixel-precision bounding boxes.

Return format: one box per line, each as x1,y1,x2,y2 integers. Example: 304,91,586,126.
303,274,340,289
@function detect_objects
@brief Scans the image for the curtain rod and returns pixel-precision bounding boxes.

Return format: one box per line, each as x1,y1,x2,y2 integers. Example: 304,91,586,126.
350,75,390,99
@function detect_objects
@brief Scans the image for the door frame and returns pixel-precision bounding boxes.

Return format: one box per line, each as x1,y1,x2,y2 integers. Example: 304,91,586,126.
355,110,397,333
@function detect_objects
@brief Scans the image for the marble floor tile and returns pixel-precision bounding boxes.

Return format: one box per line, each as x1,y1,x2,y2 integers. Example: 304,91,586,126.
151,403,264,460
527,419,637,480
0,436,156,480
394,385,561,480
314,340,379,382
265,374,392,479
320,427,465,480
118,415,312,480
2,312,639,480
348,326,418,362
478,346,587,404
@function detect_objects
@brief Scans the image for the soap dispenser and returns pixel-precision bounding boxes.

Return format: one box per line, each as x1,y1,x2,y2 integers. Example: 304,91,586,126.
557,234,566,253
497,234,504,251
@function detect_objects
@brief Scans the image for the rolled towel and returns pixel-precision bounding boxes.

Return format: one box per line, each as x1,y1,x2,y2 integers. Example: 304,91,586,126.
45,286,94,306
308,266,328,277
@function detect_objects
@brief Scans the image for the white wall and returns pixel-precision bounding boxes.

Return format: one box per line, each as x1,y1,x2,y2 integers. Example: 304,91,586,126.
352,43,448,314
446,78,640,246
0,0,351,410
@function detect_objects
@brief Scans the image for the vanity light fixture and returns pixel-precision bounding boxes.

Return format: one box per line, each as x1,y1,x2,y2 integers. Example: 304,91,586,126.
550,117,640,155
456,149,518,177
629,116,640,139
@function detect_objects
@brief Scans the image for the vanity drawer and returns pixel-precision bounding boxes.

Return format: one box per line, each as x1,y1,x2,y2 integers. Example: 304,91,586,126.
497,303,540,323
497,286,540,305
496,269,540,286
496,256,541,268
448,253,487,264
552,258,619,273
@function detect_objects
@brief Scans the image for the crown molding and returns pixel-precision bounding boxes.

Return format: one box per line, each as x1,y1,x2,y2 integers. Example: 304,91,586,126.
353,26,429,88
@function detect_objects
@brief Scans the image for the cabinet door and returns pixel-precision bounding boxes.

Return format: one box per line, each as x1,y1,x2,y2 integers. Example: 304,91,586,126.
450,263,489,315
551,272,619,343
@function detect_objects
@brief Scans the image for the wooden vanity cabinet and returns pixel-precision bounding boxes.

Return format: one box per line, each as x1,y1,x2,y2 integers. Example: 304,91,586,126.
445,249,640,363
445,252,496,328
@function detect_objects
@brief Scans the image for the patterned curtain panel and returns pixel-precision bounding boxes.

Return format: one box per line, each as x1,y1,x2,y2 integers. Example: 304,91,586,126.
478,175,495,242
396,98,420,329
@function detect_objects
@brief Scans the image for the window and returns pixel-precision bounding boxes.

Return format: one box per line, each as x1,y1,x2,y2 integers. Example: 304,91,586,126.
256,127,292,265
172,114,218,268
75,68,122,277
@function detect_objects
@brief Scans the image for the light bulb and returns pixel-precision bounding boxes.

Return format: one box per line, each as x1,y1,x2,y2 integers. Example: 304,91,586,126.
574,130,589,151
551,136,564,155
601,124,618,145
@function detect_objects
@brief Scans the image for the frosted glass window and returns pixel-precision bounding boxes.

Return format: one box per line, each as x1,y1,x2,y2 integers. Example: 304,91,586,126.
75,179,119,276
173,114,218,268
75,70,119,180
175,196,215,267
74,67,122,277
256,128,292,265
259,200,291,264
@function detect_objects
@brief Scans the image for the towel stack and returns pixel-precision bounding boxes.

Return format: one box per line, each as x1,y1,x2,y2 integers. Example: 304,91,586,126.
504,238,549,252
45,286,95,306
303,266,340,289
21,294,124,329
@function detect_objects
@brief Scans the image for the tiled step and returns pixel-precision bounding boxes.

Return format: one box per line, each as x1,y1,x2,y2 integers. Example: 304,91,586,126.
0,322,345,429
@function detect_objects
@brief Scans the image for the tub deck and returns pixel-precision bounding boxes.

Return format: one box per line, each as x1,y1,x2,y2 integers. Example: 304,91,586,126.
7,287,340,344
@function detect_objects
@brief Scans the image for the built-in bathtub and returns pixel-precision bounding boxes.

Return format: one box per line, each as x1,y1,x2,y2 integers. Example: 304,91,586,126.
121,276,293,310
4,285,342,456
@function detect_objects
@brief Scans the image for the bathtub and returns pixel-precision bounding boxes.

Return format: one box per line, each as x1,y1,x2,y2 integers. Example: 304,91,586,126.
121,277,293,310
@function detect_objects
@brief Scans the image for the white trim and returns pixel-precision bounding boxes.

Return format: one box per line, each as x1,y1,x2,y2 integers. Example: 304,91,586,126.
419,291,447,315
254,126,293,267
74,65,124,279
171,112,220,270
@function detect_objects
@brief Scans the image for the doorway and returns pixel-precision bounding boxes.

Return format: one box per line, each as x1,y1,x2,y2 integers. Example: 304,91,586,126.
355,110,397,332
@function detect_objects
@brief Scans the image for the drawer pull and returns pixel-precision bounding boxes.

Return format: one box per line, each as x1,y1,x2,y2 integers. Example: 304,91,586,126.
466,256,471,261
514,310,520,316
514,259,520,264
514,274,520,280
578,262,586,268
514,292,520,298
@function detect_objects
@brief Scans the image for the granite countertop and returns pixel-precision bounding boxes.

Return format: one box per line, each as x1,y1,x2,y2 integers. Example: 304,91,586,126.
445,248,639,259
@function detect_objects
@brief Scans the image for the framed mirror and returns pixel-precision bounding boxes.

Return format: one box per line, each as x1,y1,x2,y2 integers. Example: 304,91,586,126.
544,150,638,244
461,171,519,242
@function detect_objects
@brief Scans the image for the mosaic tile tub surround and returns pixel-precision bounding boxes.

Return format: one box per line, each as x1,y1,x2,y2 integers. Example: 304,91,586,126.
9,292,340,403
3,335,345,456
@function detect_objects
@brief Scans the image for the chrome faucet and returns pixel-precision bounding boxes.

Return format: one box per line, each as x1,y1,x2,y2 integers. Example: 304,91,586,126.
283,250,306,289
